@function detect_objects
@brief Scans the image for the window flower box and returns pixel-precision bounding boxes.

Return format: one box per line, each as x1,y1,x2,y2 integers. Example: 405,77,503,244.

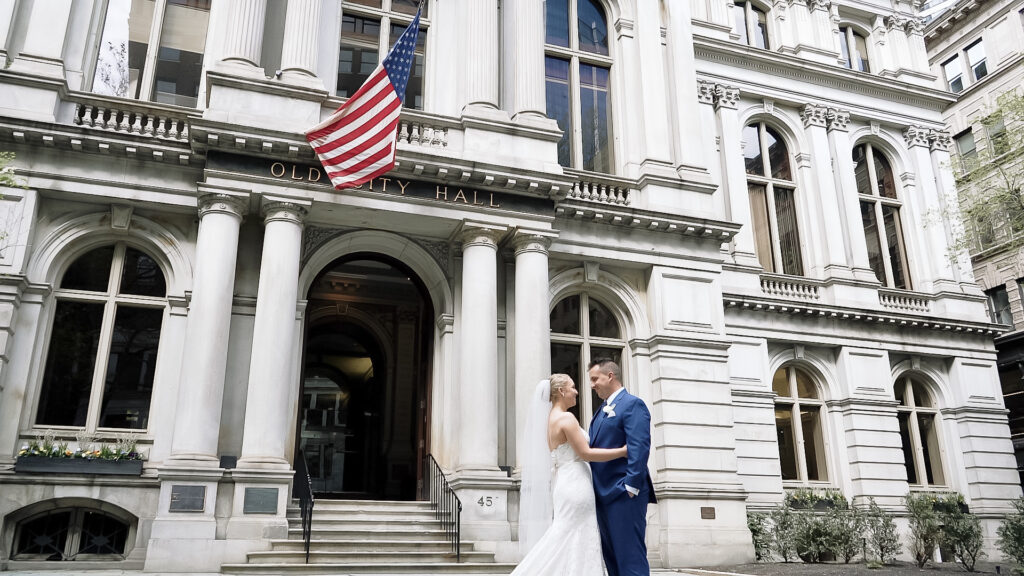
14,456,143,476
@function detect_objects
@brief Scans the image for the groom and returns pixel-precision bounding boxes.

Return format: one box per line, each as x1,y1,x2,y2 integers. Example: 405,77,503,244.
588,359,656,576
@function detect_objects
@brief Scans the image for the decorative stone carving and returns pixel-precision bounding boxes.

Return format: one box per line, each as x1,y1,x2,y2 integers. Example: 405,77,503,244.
928,130,952,152
420,239,452,276
262,200,308,225
903,125,930,148
460,226,503,249
800,104,828,128
511,233,552,256
301,226,452,277
885,15,907,31
905,17,925,35
826,108,850,132
713,84,740,110
697,81,716,105
810,0,830,12
198,192,248,219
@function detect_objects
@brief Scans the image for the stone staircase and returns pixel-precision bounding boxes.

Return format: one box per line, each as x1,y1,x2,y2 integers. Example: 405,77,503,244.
222,499,516,575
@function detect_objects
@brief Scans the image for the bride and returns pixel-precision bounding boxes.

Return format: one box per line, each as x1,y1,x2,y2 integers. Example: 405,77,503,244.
513,374,627,575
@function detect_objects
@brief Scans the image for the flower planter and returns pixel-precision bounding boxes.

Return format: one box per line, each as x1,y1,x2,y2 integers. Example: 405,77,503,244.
14,456,143,476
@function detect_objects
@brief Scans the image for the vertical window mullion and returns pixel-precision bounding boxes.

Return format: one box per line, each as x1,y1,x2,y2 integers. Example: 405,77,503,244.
865,147,896,287
580,293,592,422
86,246,125,431
139,0,168,103
570,55,584,169
745,3,756,47
379,15,391,63
788,368,809,481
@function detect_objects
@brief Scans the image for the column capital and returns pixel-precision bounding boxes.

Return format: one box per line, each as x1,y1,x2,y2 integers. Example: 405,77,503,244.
800,103,829,128
459,223,507,249
713,84,740,110
928,129,952,152
697,81,716,105
511,230,555,256
262,198,309,225
826,108,851,132
198,191,249,219
903,125,931,148
886,14,908,31
810,0,830,12
906,17,925,35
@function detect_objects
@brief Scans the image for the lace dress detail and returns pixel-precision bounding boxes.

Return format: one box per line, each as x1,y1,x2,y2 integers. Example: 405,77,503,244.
511,431,606,575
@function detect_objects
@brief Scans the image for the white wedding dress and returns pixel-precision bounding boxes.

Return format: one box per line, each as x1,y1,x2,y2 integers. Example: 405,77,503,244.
511,431,606,575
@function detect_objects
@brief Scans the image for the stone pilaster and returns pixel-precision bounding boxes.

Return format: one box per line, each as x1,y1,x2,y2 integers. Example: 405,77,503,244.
903,126,957,291
0,0,17,62
885,16,910,73
929,130,975,286
801,103,851,278
167,188,248,466
279,0,323,88
711,83,759,267
825,109,876,281
7,0,72,78
503,0,547,125
667,0,716,185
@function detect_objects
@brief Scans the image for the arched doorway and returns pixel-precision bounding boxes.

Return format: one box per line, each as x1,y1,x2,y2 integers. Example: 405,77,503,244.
298,255,433,500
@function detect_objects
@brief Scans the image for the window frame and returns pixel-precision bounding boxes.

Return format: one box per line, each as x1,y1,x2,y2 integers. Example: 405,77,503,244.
33,243,167,433
337,0,431,109
10,507,134,561
734,1,771,50
986,284,1014,326
544,0,616,173
772,364,830,485
854,142,911,290
87,0,213,108
838,25,870,72
942,54,964,93
895,375,947,488
549,292,626,429
965,38,988,82
744,121,804,276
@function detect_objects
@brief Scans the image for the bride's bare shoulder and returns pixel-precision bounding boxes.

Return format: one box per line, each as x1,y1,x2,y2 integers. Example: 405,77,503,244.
551,411,579,429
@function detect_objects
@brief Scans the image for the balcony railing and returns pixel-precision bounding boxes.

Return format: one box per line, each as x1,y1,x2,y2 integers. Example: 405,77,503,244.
67,92,199,142
564,169,633,206
759,274,822,300
878,289,931,313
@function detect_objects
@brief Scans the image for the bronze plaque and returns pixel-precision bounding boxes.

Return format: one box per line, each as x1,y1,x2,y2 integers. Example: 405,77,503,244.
243,487,279,514
700,506,716,520
169,485,205,512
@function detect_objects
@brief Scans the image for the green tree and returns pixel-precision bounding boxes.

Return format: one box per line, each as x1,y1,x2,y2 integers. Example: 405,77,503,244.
0,152,26,189
997,497,1024,574
864,498,900,565
905,492,942,567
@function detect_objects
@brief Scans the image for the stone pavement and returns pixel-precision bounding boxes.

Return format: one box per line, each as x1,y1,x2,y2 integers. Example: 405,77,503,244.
3,570,747,576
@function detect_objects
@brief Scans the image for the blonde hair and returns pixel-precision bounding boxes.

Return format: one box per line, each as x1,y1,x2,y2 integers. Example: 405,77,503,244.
548,373,572,402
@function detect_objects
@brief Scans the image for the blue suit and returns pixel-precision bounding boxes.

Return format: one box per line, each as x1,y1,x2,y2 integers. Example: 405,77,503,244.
589,389,656,576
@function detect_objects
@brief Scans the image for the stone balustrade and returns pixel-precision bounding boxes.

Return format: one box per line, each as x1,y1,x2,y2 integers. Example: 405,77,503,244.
759,274,822,300
878,289,931,313
564,169,633,205
69,93,197,142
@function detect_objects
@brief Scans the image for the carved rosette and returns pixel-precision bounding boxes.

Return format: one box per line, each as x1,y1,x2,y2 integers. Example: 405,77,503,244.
262,200,308,226
928,130,952,152
800,104,829,128
511,232,552,257
460,226,503,250
826,108,850,132
713,84,740,110
697,81,716,106
198,193,248,220
903,125,930,148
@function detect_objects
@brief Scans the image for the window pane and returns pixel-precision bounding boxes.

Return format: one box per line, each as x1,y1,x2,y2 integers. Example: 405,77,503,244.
774,187,803,276
895,379,909,405
988,117,1009,155
14,512,72,559
733,2,749,45
550,294,581,335
545,57,572,168
578,0,610,55
919,413,944,485
943,56,963,93
92,0,155,99
580,64,613,173
861,202,885,284
591,345,623,416
151,0,210,107
956,130,977,159
348,0,382,6
775,407,798,480
62,246,115,292
37,301,106,427
873,152,897,199
78,511,129,555
588,298,620,338
898,412,919,484
853,145,871,195
839,27,852,68
966,40,987,80
391,0,428,17
882,205,908,289
99,306,163,429
120,247,167,297
795,367,816,398
853,32,870,72
551,342,581,421
545,0,570,47
389,23,426,109
988,286,1013,325
772,368,790,397
911,380,933,408
748,184,775,272
743,125,764,176
1000,364,1024,395
753,7,769,50
801,406,825,481
337,15,381,98
765,127,791,181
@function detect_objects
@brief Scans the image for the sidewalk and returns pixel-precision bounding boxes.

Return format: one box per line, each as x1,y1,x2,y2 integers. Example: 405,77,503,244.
3,570,741,576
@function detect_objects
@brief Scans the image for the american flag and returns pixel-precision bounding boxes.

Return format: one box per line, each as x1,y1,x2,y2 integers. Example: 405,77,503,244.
305,8,421,190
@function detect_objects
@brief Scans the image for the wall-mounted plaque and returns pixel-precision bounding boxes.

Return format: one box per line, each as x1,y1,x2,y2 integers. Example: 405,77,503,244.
169,485,205,512
700,506,716,520
243,487,278,514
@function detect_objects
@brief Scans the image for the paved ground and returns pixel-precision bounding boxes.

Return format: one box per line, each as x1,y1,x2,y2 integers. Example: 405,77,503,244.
700,560,1010,575
0,571,712,576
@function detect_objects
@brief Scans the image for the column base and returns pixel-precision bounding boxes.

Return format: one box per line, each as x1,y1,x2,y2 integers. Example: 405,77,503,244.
448,469,515,542
852,266,882,283
511,111,559,131
651,486,755,568
225,468,293,540
146,467,227,572
277,69,326,91
461,102,512,123
7,54,65,79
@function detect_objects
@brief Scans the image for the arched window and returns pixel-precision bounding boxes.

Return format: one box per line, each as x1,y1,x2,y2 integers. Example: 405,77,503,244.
550,293,625,426
733,2,770,49
773,365,828,482
90,0,212,107
545,0,614,173
36,244,166,430
743,122,803,275
337,0,428,109
854,143,910,289
839,26,870,72
895,376,946,486
11,507,132,560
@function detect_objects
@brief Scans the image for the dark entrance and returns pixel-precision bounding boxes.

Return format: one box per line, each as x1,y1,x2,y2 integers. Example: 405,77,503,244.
298,255,433,500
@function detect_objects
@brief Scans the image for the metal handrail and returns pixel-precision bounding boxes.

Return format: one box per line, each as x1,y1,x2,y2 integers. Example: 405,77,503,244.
293,450,315,564
421,454,462,561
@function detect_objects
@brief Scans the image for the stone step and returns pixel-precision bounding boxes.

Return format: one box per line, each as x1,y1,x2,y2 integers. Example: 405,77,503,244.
247,550,496,564
291,527,454,541
289,500,435,512
268,539,476,553
287,510,442,522
287,517,454,531
223,562,516,575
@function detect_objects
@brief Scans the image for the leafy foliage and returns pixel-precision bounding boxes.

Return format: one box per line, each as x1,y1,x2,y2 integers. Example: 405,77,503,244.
864,498,901,565
829,500,866,563
940,507,985,572
0,152,25,189
997,498,1024,574
749,489,866,564
904,492,943,567
747,512,772,561
768,504,798,562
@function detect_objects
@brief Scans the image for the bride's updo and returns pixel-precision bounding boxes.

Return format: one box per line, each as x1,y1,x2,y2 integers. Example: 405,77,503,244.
548,373,572,402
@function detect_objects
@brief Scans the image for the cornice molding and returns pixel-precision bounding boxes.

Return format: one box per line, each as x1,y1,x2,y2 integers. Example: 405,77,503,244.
554,201,741,242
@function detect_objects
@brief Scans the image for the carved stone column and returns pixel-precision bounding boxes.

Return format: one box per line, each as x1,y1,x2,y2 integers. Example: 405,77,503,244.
0,0,18,63
886,16,910,72
237,199,310,469
8,0,72,78
905,18,929,74
167,189,248,465
801,103,850,277
503,0,546,123
512,230,554,468
929,130,974,286
904,126,957,291
220,0,268,75
279,0,323,88
462,0,500,113
667,0,715,182
711,83,759,267
825,109,876,280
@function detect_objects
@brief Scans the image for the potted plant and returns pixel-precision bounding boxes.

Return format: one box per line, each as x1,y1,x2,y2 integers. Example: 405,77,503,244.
14,432,144,476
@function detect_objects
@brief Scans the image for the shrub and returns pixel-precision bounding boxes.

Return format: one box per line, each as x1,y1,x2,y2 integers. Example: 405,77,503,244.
940,508,985,572
768,504,798,562
997,497,1024,574
905,492,942,567
829,501,865,563
747,512,772,561
792,510,833,563
864,498,900,565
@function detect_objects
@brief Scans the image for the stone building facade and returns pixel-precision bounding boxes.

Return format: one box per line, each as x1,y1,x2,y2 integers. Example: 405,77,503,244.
0,0,1019,572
